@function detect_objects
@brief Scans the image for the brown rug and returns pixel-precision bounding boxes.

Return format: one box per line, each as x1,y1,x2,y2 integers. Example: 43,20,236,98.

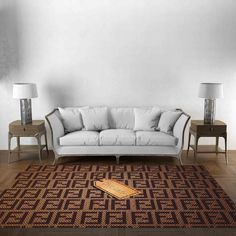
0,165,236,228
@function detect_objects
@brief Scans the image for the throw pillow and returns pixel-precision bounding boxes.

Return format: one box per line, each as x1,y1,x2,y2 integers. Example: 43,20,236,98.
158,110,182,133
80,107,109,131
134,107,161,131
58,107,84,133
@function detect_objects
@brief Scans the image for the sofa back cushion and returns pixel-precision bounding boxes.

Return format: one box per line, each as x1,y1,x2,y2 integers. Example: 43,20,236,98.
134,107,161,131
58,106,182,133
158,110,182,134
58,107,84,133
108,107,134,129
80,107,109,131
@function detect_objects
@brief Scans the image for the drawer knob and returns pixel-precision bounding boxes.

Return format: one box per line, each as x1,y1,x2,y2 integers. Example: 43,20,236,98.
210,127,214,132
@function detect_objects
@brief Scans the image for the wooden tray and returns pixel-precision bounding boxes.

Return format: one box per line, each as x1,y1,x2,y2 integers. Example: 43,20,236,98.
94,179,141,200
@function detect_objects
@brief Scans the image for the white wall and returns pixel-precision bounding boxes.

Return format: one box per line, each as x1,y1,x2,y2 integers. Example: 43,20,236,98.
1,0,236,149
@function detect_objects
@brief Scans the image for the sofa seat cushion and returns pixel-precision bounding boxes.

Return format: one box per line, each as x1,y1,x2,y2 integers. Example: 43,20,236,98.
59,131,99,146
100,129,135,146
136,131,178,146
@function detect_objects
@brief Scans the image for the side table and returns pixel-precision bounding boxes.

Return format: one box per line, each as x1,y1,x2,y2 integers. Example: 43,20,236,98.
8,120,49,163
187,120,228,164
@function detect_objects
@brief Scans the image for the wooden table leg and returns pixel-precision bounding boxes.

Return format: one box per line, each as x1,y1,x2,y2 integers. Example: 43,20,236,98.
8,133,12,164
44,131,49,156
187,132,191,157
194,136,199,163
36,135,42,163
17,137,20,160
215,136,219,155
224,135,228,165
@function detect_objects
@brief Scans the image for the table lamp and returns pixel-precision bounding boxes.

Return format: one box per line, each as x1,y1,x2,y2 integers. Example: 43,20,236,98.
13,83,38,125
198,83,223,124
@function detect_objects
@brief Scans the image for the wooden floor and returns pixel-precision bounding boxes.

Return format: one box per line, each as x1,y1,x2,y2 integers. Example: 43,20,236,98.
0,149,236,236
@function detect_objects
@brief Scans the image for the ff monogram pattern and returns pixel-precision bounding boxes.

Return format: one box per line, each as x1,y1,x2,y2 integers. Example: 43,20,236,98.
0,165,235,228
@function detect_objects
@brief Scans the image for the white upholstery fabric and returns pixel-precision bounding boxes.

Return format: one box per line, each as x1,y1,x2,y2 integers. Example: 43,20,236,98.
136,131,178,146
134,107,161,131
100,129,135,146
80,107,109,131
108,108,134,129
58,107,84,132
46,108,190,162
46,110,65,150
173,113,189,149
158,111,182,133
56,145,179,157
59,131,99,146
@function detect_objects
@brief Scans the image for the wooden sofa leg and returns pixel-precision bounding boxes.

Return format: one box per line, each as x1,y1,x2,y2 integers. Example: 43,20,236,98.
52,159,56,165
179,157,183,165
53,153,61,165
116,155,120,165
178,152,183,165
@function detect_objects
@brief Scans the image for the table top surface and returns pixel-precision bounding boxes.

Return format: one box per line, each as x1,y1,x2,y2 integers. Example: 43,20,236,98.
191,120,226,126
9,120,45,127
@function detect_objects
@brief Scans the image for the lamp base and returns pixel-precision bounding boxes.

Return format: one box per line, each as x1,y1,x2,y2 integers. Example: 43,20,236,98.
204,99,215,124
20,99,32,125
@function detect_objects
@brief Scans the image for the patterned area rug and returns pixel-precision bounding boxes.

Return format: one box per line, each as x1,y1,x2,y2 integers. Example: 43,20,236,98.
0,165,236,228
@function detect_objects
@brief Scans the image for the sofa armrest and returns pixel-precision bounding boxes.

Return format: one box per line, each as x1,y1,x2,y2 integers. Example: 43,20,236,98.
45,109,64,151
173,111,191,150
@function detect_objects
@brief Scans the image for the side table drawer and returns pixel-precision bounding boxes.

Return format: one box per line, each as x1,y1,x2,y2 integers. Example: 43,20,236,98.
197,126,226,136
9,124,45,136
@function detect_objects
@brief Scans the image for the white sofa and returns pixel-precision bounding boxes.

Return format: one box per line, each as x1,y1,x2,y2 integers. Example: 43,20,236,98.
45,107,190,165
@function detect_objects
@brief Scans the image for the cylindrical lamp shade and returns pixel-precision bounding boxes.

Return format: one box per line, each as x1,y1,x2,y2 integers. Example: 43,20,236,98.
13,83,38,125
198,83,223,99
13,83,38,99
